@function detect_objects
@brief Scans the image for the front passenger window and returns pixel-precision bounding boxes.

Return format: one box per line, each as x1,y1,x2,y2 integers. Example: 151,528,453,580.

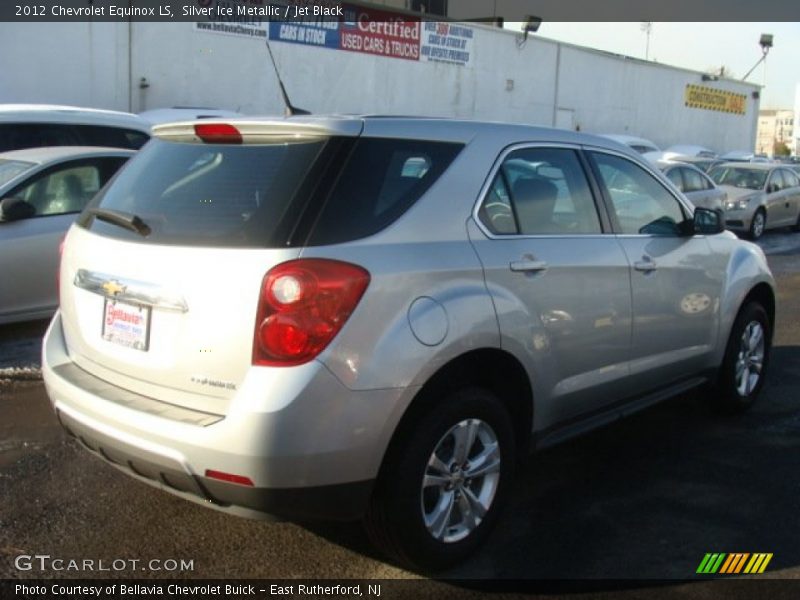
591,152,687,236
478,147,602,235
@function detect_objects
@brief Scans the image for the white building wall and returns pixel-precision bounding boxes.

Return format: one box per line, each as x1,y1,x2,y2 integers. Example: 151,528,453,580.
0,22,131,111
0,21,758,153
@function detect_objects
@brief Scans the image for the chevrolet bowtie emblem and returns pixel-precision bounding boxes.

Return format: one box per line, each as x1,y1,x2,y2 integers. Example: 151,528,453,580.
102,280,126,296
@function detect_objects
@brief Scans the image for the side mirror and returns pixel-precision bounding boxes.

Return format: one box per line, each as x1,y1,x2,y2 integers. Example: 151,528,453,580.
693,207,725,235
0,197,35,222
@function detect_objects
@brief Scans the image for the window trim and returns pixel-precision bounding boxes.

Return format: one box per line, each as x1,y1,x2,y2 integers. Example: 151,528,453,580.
472,142,612,240
583,147,696,238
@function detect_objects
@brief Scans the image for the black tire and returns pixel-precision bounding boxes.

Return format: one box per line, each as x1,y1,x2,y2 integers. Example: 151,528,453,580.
748,208,766,240
792,212,800,233
709,302,770,414
364,387,515,571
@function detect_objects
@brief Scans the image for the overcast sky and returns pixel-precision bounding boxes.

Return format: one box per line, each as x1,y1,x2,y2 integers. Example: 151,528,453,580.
526,22,799,110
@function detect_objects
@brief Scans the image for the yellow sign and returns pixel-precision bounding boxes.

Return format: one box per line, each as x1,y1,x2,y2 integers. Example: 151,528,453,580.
685,84,747,115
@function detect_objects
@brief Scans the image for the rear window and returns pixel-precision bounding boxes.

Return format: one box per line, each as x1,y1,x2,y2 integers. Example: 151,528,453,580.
80,138,329,247
79,136,462,248
0,124,149,152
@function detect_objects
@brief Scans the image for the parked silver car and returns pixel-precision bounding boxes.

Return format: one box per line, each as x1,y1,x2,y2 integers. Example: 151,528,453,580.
43,117,775,569
709,162,800,239
0,146,134,324
656,160,727,211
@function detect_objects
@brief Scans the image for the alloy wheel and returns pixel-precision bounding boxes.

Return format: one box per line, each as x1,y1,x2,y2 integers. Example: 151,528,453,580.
421,418,501,543
735,321,765,397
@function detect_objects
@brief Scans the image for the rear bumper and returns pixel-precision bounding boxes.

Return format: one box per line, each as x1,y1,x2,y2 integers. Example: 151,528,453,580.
55,405,372,520
42,311,409,521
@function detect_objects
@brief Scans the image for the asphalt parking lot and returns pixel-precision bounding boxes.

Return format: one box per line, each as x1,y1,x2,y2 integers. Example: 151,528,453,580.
1,231,799,594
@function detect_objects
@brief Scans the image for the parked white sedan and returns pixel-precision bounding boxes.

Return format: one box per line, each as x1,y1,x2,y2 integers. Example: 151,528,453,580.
0,146,134,324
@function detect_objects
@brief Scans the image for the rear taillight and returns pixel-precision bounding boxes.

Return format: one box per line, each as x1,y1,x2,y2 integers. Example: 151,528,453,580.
194,123,242,144
253,259,370,366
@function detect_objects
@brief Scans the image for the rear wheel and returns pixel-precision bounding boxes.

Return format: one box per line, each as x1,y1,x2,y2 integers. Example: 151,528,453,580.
792,212,800,233
749,208,766,240
709,302,770,413
364,387,515,571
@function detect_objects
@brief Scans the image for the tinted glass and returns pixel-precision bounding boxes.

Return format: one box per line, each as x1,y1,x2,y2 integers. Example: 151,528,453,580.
73,125,150,150
592,152,686,235
481,148,601,235
0,123,149,152
82,139,329,247
307,138,462,246
479,174,517,235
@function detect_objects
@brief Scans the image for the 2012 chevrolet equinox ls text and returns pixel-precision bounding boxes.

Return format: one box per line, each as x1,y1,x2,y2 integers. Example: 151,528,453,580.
42,117,775,570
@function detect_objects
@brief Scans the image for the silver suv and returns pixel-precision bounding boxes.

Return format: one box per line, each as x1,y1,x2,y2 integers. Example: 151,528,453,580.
43,117,775,570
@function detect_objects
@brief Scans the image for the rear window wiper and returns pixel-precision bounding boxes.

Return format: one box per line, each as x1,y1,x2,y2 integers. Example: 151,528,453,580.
87,208,151,237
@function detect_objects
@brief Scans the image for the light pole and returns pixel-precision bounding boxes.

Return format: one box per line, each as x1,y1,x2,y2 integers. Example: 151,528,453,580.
742,33,773,83
640,22,652,60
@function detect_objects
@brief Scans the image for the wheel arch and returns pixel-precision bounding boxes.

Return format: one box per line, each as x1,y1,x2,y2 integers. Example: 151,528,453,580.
741,282,776,339
378,348,533,477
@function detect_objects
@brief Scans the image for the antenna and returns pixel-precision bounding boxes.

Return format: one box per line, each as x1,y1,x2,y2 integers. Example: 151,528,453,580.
265,40,310,117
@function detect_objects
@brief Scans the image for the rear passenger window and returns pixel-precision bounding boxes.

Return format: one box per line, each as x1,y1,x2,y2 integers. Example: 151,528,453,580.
307,138,462,245
591,152,686,235
478,148,602,235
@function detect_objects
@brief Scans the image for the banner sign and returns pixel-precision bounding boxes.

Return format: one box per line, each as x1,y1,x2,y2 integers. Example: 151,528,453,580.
339,4,421,60
420,21,473,66
684,84,747,115
194,0,473,66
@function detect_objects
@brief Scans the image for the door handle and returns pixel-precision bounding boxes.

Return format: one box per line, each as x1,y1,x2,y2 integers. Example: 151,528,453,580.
633,257,657,272
510,259,548,273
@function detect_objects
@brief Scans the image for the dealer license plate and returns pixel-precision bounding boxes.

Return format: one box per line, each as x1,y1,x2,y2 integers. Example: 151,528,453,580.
101,299,151,352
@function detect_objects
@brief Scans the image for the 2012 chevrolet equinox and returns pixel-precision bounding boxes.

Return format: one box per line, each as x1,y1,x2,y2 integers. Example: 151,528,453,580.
43,116,775,569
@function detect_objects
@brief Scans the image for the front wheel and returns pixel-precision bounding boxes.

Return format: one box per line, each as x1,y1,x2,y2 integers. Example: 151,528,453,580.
364,387,515,571
709,302,771,413
749,208,766,240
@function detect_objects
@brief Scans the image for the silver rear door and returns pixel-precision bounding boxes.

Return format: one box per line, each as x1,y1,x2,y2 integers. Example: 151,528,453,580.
470,145,632,427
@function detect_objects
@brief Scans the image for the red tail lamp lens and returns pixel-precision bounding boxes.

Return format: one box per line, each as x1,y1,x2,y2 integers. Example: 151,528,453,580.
194,123,243,144
253,259,370,366
205,469,254,487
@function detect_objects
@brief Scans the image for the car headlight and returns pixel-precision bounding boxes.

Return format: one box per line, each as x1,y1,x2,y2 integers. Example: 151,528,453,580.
724,197,751,211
